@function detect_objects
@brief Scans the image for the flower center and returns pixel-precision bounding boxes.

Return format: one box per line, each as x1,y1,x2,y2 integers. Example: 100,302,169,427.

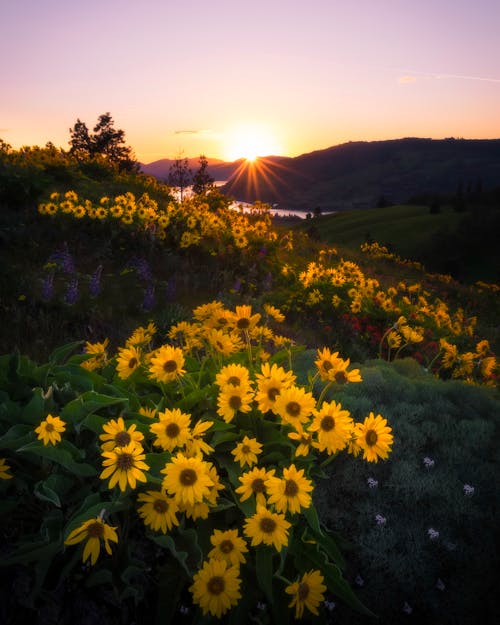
284,479,299,497
237,318,250,329
45,423,55,432
207,575,225,596
267,387,280,401
241,445,251,454
251,478,265,493
286,401,301,417
179,468,197,486
365,429,378,446
166,423,180,438
219,539,234,554
298,582,310,600
117,452,134,470
115,431,131,446
320,415,335,431
229,395,242,410
260,517,277,534
87,521,105,538
163,360,177,373
335,371,347,384
322,361,333,372
227,376,241,386
128,357,138,369
153,498,168,513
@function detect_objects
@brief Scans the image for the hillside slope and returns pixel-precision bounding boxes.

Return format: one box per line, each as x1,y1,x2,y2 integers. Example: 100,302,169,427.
222,138,500,210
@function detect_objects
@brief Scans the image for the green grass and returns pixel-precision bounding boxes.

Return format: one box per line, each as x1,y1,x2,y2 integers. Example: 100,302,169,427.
294,203,500,284
303,204,462,255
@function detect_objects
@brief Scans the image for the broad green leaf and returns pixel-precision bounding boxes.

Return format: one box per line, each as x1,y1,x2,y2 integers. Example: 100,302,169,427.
0,423,33,449
34,480,61,507
48,341,84,365
16,440,97,477
256,546,274,604
19,389,46,425
60,390,128,423
149,534,194,577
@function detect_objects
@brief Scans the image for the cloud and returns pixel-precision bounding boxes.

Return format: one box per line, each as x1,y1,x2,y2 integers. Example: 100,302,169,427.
398,75,417,84
174,129,214,136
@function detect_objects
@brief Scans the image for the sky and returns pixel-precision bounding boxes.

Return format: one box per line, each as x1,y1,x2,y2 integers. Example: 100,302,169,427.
2,0,500,163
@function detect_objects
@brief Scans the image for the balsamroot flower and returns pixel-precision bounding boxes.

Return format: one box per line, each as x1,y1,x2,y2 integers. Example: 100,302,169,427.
64,516,118,565
285,570,327,619
190,559,242,618
34,414,66,446
100,443,149,491
353,412,393,462
243,505,291,552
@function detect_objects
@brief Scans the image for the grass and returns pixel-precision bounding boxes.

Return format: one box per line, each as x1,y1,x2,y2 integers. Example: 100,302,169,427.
293,203,500,284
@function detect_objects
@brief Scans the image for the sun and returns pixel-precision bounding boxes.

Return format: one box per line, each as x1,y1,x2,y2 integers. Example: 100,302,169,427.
223,123,281,162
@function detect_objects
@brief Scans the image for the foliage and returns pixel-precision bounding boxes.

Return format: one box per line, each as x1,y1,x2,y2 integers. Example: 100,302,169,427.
168,155,192,201
0,302,388,624
192,155,215,196
275,245,498,387
69,113,139,173
310,357,500,625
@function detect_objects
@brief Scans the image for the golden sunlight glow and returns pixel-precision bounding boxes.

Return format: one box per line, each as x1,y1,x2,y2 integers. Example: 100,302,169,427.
223,123,282,162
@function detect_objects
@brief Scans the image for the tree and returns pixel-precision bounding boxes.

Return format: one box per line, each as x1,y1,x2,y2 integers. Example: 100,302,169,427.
191,155,214,195
69,112,139,172
168,154,192,201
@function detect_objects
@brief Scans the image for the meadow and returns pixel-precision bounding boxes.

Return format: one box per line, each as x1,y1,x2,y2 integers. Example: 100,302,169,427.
0,145,499,625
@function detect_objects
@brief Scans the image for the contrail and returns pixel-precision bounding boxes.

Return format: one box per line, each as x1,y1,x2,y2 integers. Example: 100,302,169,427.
398,68,500,83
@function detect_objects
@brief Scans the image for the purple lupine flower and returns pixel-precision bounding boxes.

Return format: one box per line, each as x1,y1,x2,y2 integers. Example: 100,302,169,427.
89,265,103,298
423,456,435,469
427,528,439,540
127,256,152,282
402,602,413,615
463,484,475,497
64,278,79,306
49,243,75,274
142,284,155,312
367,477,379,489
375,514,387,526
42,272,54,301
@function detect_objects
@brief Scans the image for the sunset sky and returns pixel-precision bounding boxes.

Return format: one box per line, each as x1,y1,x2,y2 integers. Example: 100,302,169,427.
2,0,499,163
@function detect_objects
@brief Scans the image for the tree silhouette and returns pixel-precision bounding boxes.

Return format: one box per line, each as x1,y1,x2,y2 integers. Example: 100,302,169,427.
168,154,192,201
69,113,139,172
191,155,214,195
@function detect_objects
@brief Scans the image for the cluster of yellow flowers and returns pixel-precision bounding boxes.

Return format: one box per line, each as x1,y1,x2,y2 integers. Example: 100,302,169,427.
293,250,497,384
360,241,426,272
20,301,394,619
38,190,278,252
437,338,497,382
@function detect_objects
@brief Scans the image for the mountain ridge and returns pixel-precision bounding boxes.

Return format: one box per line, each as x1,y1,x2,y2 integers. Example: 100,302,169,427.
141,138,500,210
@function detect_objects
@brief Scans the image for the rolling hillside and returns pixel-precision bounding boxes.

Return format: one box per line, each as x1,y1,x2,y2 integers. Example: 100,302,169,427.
222,138,500,210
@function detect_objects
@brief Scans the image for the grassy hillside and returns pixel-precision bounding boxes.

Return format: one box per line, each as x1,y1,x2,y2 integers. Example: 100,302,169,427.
293,203,500,284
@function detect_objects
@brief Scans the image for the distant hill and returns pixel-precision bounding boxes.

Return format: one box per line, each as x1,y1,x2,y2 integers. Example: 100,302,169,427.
140,139,500,211
221,138,500,211
140,157,239,182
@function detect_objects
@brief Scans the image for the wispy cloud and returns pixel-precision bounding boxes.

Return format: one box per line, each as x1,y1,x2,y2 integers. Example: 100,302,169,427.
174,129,214,136
396,68,500,84
398,75,417,84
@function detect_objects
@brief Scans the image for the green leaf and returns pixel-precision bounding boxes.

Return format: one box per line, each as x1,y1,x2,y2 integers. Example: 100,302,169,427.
290,538,373,616
49,341,84,365
0,538,61,567
16,440,97,477
34,480,61,507
149,534,194,577
256,546,274,604
19,389,46,425
0,423,33,449
65,496,132,537
155,561,188,625
60,390,128,423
